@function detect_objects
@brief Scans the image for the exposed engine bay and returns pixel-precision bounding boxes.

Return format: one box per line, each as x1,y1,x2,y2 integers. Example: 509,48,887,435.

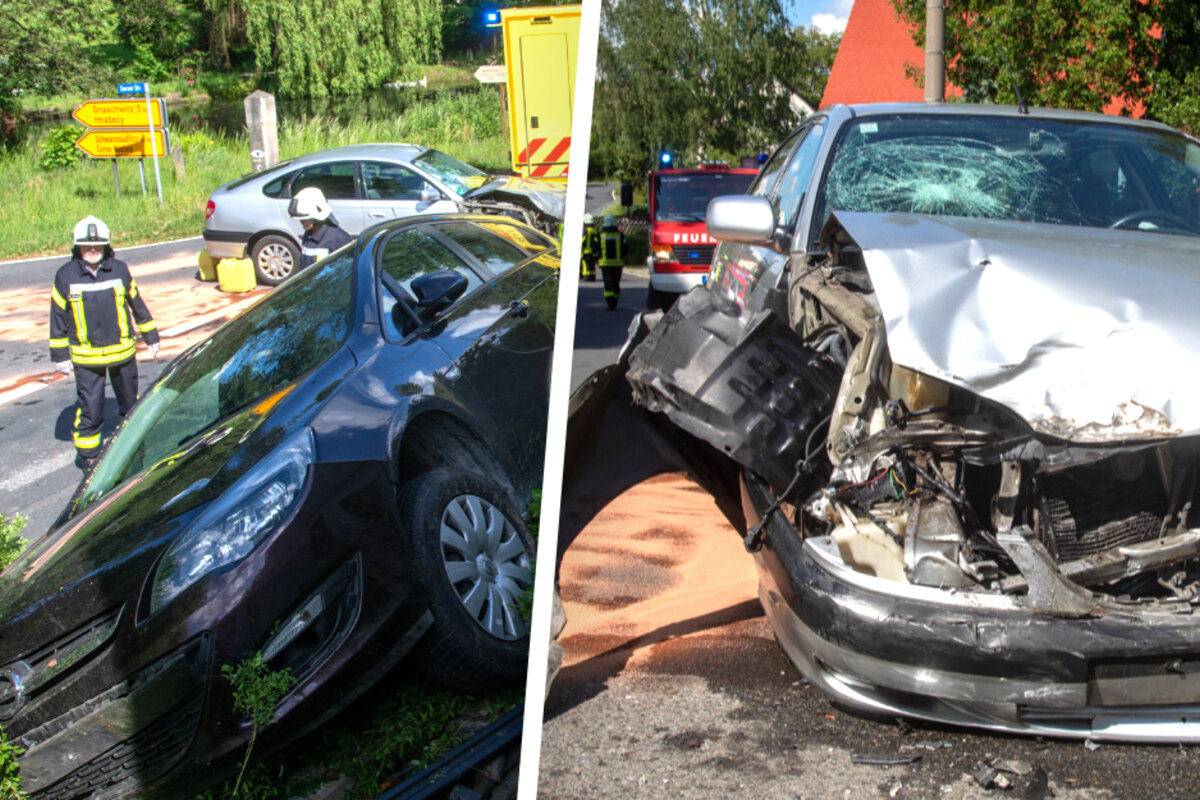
613,210,1200,618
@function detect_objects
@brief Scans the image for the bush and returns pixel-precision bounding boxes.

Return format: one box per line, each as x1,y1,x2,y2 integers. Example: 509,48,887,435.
0,512,28,572
37,127,83,171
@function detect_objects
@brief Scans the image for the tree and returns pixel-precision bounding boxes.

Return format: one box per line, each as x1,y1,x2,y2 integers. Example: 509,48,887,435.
888,0,1200,130
243,0,442,97
592,0,827,181
793,25,841,108
116,0,204,75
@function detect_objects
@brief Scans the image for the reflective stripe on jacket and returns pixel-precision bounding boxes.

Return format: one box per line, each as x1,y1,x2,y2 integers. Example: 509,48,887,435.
598,230,624,268
49,258,159,366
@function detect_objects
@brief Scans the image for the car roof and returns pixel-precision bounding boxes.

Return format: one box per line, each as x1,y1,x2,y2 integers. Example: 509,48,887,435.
824,102,1184,136
287,143,430,166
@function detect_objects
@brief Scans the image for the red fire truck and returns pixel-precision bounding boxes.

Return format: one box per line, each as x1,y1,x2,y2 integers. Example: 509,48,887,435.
645,163,757,309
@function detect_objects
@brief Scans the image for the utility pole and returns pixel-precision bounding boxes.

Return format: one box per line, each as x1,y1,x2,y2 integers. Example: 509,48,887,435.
925,0,945,103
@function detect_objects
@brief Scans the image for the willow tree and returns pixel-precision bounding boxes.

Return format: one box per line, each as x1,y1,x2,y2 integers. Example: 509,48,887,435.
244,0,442,97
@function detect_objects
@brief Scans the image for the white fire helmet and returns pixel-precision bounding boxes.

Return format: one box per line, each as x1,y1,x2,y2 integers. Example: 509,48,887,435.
73,216,111,246
288,187,333,222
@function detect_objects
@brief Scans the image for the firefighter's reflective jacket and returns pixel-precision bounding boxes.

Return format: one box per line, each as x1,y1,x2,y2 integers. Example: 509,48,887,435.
599,228,625,267
49,258,159,367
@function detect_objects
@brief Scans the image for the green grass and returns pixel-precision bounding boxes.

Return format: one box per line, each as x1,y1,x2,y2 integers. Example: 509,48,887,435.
195,682,522,800
0,90,509,260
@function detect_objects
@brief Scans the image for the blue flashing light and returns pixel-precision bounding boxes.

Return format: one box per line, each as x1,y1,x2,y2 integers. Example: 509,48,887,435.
485,10,500,26
660,151,672,166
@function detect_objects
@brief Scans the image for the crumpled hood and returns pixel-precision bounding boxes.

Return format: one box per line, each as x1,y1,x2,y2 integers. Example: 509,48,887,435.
465,176,566,220
833,211,1200,442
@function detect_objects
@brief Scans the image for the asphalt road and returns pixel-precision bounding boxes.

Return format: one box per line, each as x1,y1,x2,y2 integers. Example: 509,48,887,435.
0,237,249,540
541,277,1200,799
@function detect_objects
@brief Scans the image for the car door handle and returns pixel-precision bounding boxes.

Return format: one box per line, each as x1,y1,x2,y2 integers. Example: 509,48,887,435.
368,211,388,218
509,300,530,318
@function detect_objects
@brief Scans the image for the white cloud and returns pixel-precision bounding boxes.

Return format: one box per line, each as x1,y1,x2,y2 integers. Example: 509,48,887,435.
811,12,848,34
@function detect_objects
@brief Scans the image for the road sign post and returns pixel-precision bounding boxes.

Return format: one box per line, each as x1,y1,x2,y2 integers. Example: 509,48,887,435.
75,86,169,202
144,83,163,205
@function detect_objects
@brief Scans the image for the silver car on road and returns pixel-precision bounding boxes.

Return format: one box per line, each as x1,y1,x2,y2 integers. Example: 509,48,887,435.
204,143,566,285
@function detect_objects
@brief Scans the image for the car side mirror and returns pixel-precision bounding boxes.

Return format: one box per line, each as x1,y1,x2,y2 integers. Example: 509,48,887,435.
620,183,633,207
412,269,469,320
706,195,777,248
420,186,440,203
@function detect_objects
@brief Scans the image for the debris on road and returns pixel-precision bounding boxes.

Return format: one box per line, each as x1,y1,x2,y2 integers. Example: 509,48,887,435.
851,753,923,766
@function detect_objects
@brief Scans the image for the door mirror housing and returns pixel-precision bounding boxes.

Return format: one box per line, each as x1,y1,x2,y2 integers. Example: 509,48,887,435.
420,186,441,203
620,183,634,208
411,269,469,321
705,196,777,248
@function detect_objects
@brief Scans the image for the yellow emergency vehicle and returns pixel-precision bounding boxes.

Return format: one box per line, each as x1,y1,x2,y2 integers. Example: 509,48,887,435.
501,5,581,181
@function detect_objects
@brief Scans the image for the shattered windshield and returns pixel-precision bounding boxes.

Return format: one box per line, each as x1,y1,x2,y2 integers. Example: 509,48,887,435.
413,149,488,196
653,172,756,222
816,114,1200,239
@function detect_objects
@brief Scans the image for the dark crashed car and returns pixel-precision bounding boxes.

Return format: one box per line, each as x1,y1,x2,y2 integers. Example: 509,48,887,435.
0,214,558,798
564,103,1200,743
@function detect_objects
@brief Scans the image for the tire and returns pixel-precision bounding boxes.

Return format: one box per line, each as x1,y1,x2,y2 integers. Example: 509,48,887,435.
250,234,300,286
646,284,677,311
399,468,535,692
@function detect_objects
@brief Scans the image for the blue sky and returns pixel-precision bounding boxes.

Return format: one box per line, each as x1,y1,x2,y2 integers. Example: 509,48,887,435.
782,0,853,33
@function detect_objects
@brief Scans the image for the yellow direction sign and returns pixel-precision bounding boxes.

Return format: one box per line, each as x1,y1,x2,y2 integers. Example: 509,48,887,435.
72,98,166,129
76,129,169,159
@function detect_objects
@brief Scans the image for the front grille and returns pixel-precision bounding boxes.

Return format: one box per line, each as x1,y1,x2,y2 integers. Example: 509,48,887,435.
30,694,203,800
670,244,715,266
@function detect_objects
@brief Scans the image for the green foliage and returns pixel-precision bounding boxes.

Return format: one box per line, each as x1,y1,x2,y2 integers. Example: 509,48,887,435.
0,725,24,798
36,128,85,172
195,681,516,799
0,1,118,98
0,514,26,573
244,0,443,97
890,0,1155,111
116,0,204,68
592,0,823,181
222,652,295,795
128,44,172,83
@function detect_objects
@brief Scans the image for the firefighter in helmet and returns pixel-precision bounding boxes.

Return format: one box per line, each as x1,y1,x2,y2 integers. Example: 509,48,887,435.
50,216,160,470
289,187,353,271
598,214,626,310
580,214,598,282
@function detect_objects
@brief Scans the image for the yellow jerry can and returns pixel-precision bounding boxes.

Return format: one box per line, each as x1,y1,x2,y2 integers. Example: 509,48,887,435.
217,258,257,293
197,249,219,282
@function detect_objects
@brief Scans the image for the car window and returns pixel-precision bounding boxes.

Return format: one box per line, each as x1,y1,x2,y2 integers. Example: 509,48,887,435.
771,121,824,230
475,221,553,251
749,127,805,201
362,161,435,200
291,161,357,199
80,252,355,508
263,172,291,198
434,222,530,275
378,228,484,338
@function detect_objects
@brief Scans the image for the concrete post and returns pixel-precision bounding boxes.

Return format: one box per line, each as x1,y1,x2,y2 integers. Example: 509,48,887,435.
244,90,279,173
925,0,945,103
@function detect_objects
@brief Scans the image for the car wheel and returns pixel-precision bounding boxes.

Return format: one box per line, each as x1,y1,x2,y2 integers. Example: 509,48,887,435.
399,468,535,692
251,235,300,286
646,285,676,311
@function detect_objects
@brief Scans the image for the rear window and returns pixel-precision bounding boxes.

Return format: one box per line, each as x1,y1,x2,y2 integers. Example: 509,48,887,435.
225,160,294,191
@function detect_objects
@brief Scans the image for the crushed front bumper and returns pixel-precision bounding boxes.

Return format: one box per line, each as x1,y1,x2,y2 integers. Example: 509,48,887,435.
744,474,1200,742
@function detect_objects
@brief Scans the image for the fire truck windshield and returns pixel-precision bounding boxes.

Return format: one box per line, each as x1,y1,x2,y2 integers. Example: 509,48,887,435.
653,172,756,223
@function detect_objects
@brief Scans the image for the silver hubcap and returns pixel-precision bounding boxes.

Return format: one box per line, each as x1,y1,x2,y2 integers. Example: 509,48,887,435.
439,494,532,640
258,243,294,280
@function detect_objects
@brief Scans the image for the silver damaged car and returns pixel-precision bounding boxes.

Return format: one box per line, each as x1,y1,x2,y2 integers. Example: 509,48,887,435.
562,103,1200,743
